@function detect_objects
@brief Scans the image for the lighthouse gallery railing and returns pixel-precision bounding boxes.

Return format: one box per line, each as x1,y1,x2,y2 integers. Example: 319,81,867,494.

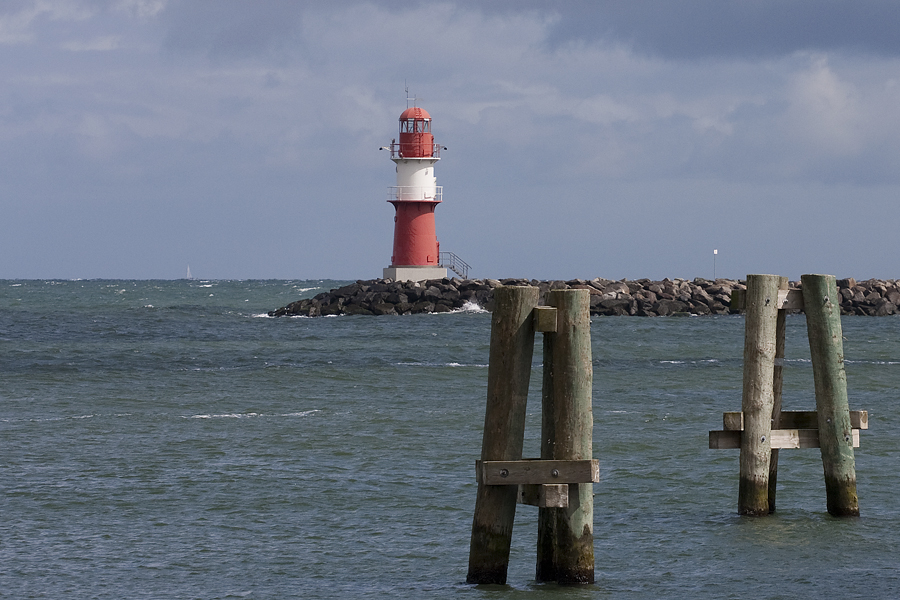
389,143,442,160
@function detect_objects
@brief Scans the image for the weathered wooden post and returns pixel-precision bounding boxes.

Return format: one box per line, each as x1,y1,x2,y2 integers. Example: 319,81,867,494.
536,289,594,584
738,274,781,516
768,276,789,513
467,286,539,584
801,274,859,516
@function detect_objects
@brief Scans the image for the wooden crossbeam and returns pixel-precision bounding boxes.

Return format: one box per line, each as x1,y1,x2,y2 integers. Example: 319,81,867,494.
730,288,804,311
533,306,558,332
709,428,860,449
518,484,569,508
477,459,599,486
723,410,868,431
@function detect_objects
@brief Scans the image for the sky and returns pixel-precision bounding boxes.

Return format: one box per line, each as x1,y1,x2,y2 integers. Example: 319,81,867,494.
2,0,899,281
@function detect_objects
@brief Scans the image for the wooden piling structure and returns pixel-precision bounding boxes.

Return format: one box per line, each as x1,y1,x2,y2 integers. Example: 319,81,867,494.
468,286,597,585
738,274,780,516
467,286,539,584
801,274,859,516
536,289,594,584
711,273,866,516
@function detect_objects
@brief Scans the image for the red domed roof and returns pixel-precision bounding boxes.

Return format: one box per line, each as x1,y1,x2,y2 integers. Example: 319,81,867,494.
399,107,431,120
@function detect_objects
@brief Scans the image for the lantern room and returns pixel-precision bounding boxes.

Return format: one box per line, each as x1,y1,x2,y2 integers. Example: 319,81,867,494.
397,107,435,158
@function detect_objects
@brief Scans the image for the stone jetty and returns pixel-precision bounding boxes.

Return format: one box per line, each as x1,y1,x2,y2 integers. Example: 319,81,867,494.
268,277,900,318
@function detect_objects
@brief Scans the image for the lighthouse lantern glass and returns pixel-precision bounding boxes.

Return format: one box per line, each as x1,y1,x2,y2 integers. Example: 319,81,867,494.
401,119,430,133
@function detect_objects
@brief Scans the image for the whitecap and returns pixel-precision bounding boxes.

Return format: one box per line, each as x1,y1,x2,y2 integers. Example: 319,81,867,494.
186,410,318,419
451,301,488,314
280,410,320,417
187,412,259,419
396,361,487,368
846,360,900,365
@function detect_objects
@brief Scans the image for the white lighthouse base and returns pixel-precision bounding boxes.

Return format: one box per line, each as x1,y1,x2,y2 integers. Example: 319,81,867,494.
383,266,448,282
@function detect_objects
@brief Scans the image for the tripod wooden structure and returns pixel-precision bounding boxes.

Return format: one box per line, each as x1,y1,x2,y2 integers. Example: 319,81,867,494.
709,274,866,516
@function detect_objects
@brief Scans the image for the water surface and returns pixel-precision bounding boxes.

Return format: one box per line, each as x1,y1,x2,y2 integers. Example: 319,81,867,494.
2,280,898,598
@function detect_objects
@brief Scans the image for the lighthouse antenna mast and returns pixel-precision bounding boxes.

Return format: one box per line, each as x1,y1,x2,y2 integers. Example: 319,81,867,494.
405,82,419,108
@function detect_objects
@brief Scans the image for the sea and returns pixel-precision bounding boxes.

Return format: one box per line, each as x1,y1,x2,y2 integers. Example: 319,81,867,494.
2,279,899,599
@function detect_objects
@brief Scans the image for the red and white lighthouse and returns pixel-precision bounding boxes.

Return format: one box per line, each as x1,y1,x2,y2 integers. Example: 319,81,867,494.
382,106,448,282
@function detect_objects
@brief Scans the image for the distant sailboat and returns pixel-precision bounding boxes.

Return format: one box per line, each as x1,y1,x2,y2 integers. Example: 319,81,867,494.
186,265,193,280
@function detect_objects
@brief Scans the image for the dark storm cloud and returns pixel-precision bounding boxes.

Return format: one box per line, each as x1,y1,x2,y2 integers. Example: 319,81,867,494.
474,0,900,58
136,1,900,60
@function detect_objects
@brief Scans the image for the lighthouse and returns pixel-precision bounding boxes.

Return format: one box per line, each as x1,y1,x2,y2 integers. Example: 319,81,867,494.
382,106,448,282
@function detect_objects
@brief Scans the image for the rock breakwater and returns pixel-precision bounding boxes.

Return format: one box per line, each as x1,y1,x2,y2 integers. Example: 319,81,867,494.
268,277,900,318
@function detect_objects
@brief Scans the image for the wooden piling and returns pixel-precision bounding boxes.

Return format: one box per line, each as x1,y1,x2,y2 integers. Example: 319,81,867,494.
767,276,789,513
467,286,540,584
738,274,780,516
801,274,859,517
536,289,594,584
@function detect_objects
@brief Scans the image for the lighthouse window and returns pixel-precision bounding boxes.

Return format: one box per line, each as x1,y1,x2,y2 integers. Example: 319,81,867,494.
401,118,431,133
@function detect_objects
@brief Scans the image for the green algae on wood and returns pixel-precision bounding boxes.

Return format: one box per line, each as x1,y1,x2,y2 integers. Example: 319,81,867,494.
802,274,859,517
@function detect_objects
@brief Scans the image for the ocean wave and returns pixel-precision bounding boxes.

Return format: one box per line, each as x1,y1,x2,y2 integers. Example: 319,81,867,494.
845,360,900,365
185,410,319,419
2,412,132,423
396,361,488,368
660,359,720,363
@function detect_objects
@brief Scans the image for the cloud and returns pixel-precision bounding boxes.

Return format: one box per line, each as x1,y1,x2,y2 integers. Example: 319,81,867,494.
787,56,863,155
2,1,900,279
0,0,95,45
160,0,303,60
115,0,166,19
61,33,120,50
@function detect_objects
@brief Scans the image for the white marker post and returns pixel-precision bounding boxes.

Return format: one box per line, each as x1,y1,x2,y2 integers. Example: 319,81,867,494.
713,249,718,280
